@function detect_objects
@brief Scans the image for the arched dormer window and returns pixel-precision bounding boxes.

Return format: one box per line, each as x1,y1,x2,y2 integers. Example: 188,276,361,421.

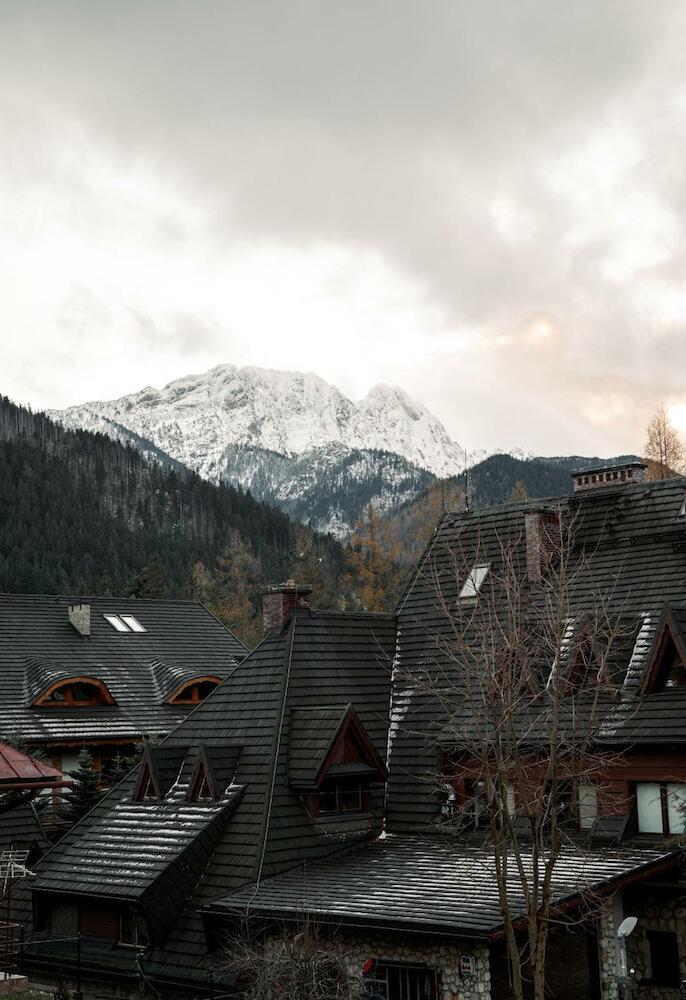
34,676,116,707
166,676,222,705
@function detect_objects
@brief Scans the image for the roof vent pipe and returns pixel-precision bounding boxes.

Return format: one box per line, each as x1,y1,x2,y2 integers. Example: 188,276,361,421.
68,603,91,637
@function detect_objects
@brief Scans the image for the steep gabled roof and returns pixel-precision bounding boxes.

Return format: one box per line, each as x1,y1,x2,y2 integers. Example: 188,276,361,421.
388,477,686,832
0,595,246,742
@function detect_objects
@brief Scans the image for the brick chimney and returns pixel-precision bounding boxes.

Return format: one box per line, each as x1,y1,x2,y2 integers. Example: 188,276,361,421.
68,603,91,637
571,461,647,493
262,581,313,634
524,509,562,583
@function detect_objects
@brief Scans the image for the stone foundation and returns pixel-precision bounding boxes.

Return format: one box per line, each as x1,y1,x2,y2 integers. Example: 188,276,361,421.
335,930,491,1000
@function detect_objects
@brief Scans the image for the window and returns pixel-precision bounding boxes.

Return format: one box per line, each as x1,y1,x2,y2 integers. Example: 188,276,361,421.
120,614,146,633
316,779,366,815
459,563,490,600
636,782,686,835
119,910,150,949
103,613,145,633
167,676,222,704
646,930,680,987
363,961,437,1000
35,677,115,707
578,784,598,830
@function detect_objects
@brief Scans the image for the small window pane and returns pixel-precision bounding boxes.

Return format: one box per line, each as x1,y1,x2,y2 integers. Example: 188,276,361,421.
120,615,146,633
667,784,686,834
104,614,130,633
459,563,490,600
578,784,598,830
637,783,663,833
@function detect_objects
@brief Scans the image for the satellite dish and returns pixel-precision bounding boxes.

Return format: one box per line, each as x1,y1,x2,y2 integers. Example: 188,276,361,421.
618,916,638,938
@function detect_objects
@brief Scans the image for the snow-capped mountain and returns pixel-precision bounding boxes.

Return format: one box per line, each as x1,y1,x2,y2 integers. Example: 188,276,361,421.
52,364,463,478
50,364,464,535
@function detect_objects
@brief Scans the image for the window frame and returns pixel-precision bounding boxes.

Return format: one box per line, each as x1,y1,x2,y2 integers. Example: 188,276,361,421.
636,781,686,836
314,778,368,817
459,562,490,601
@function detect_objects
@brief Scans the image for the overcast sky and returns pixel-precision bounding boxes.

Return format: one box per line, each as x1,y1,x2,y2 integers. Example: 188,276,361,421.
2,1,686,455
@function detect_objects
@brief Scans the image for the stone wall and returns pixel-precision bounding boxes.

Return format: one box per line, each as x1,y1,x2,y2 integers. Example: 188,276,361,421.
335,929,492,1000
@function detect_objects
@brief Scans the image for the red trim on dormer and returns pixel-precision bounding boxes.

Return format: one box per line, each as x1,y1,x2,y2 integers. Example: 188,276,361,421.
642,609,686,693
187,746,218,801
166,675,222,705
315,707,387,787
133,747,163,801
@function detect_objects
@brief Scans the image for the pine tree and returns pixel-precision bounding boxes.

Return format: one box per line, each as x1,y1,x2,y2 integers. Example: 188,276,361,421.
128,553,170,599
59,748,104,824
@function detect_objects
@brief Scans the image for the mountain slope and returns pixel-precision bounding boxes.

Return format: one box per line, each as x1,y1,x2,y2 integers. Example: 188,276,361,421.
51,364,464,478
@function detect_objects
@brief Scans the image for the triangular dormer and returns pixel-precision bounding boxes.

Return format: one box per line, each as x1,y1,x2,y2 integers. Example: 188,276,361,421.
186,744,241,802
289,704,386,792
187,747,218,802
133,744,188,802
133,749,163,802
643,607,686,692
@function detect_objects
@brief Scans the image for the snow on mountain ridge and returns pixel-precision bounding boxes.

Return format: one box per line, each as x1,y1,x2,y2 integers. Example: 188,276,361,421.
51,363,464,478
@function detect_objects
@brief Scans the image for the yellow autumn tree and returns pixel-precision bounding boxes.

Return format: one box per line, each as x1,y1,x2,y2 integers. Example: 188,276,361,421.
644,403,685,479
346,503,403,612
209,531,262,648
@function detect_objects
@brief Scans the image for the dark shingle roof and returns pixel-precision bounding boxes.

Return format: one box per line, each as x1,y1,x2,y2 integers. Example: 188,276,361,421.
0,801,49,851
288,705,351,789
24,607,396,984
205,834,676,938
387,477,686,833
0,595,247,743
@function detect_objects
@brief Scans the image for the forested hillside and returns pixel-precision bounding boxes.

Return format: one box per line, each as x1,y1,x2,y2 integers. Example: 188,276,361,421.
0,396,348,643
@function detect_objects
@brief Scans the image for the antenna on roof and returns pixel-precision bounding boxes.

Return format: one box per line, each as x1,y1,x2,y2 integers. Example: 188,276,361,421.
463,446,471,512
1,849,35,978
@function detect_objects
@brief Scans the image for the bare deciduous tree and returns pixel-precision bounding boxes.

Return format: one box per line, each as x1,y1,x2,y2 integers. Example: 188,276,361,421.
223,919,364,1000
644,403,685,479
401,507,635,1000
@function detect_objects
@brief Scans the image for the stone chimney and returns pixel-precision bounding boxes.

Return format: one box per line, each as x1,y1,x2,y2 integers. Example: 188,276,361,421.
68,603,91,637
262,581,313,634
571,461,647,493
525,509,562,583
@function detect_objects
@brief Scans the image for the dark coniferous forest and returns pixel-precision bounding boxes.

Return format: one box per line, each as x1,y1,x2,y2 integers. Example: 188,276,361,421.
0,396,346,639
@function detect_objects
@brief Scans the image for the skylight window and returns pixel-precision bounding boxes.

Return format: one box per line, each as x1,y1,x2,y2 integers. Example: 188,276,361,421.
120,615,146,633
103,614,146,633
678,497,686,519
459,562,490,600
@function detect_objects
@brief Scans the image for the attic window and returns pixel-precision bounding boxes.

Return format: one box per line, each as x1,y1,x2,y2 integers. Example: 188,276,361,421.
167,676,222,705
103,614,146,633
459,563,490,600
35,676,115,707
316,778,367,815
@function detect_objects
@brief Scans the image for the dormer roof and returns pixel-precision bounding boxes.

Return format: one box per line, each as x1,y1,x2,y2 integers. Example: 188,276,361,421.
289,703,387,791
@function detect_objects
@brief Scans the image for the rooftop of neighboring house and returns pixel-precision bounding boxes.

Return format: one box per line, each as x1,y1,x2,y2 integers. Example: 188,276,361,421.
0,594,248,744
23,596,397,990
387,470,686,834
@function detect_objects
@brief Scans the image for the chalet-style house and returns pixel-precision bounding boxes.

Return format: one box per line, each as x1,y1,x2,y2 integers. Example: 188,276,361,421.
0,595,247,780
13,464,686,1000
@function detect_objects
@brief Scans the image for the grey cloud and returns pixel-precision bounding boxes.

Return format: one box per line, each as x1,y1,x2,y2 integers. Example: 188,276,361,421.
1,1,686,451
